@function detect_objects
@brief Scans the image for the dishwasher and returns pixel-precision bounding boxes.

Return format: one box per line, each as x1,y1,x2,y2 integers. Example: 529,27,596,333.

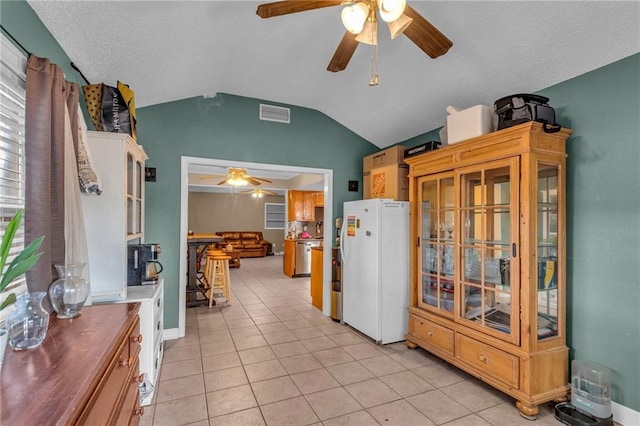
295,240,321,276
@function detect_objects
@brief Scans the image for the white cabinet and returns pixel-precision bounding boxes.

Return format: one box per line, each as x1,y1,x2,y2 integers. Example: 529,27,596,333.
81,131,148,302
106,279,164,406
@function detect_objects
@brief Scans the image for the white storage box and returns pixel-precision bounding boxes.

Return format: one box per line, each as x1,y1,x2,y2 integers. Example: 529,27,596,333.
446,105,494,144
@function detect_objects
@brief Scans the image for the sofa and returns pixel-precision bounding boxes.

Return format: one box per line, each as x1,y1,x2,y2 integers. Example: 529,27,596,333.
215,232,271,258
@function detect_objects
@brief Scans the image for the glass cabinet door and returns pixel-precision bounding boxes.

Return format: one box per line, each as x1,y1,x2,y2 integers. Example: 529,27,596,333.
536,163,560,341
418,174,455,314
458,160,519,342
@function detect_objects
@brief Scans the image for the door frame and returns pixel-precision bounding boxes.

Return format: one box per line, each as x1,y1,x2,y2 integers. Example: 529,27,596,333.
178,156,333,337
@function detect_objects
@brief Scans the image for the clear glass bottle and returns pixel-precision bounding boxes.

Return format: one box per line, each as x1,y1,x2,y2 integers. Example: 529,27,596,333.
49,264,90,319
7,292,50,350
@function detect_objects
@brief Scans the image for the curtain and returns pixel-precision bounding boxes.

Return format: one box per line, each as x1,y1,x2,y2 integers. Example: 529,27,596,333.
24,55,90,311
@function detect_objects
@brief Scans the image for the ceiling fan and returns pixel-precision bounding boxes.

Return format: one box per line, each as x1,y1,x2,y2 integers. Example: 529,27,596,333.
200,168,273,186
256,0,452,78
240,188,279,198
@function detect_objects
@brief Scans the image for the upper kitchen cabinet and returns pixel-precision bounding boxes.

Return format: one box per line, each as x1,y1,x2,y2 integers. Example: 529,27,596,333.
81,131,148,302
404,122,572,419
314,192,324,207
288,190,317,222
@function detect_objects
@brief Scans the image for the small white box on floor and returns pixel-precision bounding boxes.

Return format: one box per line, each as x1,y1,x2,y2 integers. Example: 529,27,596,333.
446,105,494,144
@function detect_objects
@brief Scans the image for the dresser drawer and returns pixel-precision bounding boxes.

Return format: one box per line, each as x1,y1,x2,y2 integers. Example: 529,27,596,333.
115,359,142,426
409,315,454,356
456,334,519,388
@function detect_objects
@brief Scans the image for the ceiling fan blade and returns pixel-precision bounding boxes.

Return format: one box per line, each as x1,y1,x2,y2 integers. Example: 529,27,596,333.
246,177,263,186
217,177,231,186
257,1,343,18
402,5,453,59
254,176,273,183
199,175,219,180
327,31,359,72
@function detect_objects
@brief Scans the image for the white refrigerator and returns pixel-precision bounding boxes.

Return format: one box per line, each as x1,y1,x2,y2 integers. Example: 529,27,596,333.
340,199,409,344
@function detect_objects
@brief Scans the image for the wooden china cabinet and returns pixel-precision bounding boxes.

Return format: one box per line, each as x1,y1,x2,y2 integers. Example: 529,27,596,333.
404,122,572,419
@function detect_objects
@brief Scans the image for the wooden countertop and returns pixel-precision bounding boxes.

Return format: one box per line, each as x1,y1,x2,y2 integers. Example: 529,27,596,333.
1,303,141,425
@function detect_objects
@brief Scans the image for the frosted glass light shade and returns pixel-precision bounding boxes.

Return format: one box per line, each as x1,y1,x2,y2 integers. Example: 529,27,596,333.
387,14,413,39
379,0,407,23
355,21,378,45
342,3,369,34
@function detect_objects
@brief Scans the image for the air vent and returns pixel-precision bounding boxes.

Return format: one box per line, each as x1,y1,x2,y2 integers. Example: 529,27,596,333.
259,104,290,124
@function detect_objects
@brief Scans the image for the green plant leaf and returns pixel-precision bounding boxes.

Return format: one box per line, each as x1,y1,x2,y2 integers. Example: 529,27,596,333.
0,252,43,291
0,292,16,311
0,210,22,278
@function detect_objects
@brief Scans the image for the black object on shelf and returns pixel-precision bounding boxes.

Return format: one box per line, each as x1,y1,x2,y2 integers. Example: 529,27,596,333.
554,403,614,426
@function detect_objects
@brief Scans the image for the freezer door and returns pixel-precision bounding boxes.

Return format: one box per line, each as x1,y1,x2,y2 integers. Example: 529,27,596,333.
342,200,381,341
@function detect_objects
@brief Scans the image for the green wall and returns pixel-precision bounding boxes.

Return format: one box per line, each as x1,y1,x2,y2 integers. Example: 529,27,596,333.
401,54,640,410
3,0,638,411
136,94,376,331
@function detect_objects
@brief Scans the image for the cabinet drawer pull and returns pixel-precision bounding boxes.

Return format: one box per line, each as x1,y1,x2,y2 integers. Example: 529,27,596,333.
157,298,161,308
427,330,434,337
479,354,488,363
119,357,133,368
135,407,144,417
156,320,161,331
131,334,143,344
135,373,144,384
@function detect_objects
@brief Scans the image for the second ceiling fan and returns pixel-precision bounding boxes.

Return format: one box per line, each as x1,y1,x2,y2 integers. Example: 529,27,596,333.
256,0,452,75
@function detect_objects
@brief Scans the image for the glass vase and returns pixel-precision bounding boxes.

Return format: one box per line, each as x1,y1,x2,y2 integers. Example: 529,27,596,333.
49,264,90,319
7,292,49,350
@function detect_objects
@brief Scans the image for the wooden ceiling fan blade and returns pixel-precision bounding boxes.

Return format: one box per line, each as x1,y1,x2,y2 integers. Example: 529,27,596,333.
257,1,343,18
254,176,273,183
217,177,231,185
246,177,263,186
327,31,359,72
402,5,453,59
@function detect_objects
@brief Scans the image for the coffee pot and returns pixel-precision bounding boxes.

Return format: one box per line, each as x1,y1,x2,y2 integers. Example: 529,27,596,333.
145,260,163,282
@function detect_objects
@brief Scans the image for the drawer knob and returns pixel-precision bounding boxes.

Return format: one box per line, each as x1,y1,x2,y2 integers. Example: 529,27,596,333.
135,407,144,417
135,373,144,384
132,334,143,344
479,354,488,363
119,357,133,367
427,330,434,337
156,320,161,331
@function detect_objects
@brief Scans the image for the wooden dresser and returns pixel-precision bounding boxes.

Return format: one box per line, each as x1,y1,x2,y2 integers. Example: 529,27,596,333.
1,303,143,425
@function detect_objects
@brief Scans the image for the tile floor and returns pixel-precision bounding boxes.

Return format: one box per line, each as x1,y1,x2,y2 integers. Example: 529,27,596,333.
141,256,564,426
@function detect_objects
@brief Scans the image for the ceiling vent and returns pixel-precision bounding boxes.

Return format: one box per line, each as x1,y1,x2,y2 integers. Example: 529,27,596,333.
260,104,290,124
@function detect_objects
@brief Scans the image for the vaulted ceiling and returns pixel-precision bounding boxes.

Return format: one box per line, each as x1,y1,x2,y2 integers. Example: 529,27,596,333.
28,1,639,148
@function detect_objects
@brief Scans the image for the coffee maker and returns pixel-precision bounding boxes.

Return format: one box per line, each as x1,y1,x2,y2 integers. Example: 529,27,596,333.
128,243,163,286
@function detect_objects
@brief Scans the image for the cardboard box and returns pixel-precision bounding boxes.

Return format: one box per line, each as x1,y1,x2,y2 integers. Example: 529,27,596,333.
363,164,409,201
446,105,494,145
363,145,406,173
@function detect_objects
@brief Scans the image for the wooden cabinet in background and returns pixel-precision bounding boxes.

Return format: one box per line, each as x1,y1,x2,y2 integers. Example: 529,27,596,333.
283,239,296,277
288,190,318,222
1,304,143,425
310,246,323,310
404,122,572,419
314,192,324,207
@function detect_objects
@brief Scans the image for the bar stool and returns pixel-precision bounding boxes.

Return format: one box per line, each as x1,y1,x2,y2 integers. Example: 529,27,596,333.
204,250,231,308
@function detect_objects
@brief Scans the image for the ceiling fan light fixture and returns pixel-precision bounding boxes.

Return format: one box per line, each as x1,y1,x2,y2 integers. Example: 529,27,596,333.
341,2,369,34
387,14,413,39
379,0,406,23
355,20,378,45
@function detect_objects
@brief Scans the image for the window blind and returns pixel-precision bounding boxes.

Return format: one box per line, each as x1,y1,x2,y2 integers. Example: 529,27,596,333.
0,33,28,323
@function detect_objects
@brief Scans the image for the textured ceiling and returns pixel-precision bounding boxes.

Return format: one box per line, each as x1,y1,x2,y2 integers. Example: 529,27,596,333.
28,1,640,148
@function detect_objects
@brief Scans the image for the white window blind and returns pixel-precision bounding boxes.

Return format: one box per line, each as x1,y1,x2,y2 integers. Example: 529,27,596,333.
0,33,28,323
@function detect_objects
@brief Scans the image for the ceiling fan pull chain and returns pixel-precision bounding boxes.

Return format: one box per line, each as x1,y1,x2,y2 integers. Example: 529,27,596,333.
369,43,379,86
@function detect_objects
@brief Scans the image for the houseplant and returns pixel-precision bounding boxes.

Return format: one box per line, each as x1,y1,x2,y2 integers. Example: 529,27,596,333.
0,210,44,362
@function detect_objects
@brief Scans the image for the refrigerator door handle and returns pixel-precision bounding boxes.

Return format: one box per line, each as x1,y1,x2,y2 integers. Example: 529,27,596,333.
339,223,346,262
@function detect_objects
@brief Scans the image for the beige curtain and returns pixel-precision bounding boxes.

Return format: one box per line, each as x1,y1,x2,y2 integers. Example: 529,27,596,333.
24,55,90,311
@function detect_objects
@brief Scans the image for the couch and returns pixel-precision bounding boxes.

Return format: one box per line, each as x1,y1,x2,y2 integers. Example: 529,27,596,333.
215,232,271,258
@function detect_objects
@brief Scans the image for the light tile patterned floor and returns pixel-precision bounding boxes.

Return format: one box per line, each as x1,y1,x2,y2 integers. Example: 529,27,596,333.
141,256,564,425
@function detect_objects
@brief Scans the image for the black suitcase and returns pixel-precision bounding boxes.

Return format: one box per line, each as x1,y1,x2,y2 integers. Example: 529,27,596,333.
494,94,561,133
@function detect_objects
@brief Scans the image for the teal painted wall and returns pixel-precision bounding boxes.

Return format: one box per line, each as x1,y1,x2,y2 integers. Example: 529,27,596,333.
135,94,376,331
400,54,640,410
4,0,638,411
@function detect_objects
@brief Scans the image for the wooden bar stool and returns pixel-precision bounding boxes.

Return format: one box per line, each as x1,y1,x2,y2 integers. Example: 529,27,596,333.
204,251,231,308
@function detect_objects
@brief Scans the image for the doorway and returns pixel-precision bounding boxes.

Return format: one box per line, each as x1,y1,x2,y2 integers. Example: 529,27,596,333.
178,156,333,337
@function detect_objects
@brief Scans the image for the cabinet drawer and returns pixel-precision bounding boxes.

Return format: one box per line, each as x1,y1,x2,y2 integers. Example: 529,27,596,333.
82,337,133,423
130,316,142,359
409,315,454,356
115,359,142,426
456,334,519,388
